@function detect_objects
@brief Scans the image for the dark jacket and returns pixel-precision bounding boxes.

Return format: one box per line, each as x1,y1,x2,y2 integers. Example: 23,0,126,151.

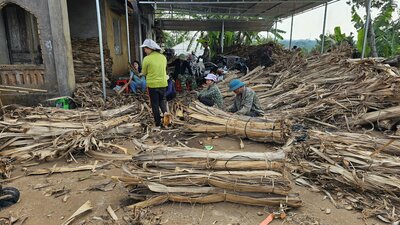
172,59,193,80
228,87,264,116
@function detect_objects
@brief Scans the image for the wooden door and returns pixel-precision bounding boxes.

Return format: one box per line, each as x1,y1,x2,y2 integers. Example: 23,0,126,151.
2,4,42,65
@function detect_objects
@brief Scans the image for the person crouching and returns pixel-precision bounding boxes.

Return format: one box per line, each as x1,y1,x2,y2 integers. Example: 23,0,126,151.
197,74,223,108
227,79,264,117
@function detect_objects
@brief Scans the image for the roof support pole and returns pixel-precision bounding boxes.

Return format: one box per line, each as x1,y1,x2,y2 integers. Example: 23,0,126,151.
95,0,107,100
125,0,131,64
289,13,294,49
221,20,225,53
138,14,143,61
320,2,328,54
274,20,277,42
361,0,372,59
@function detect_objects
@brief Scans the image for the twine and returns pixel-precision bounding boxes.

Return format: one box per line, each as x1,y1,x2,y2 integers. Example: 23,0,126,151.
244,117,253,139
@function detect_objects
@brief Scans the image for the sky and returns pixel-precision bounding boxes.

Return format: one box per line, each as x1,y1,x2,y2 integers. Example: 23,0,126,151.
266,0,399,40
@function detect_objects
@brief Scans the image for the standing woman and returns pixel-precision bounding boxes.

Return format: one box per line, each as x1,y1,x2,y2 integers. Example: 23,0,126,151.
140,39,168,128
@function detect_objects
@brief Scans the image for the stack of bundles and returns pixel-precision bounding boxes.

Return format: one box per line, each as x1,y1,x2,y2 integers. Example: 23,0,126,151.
0,104,142,163
223,42,306,71
71,38,113,83
291,130,400,222
73,82,107,108
114,141,302,209
221,47,400,128
185,102,290,144
73,82,149,109
261,53,400,126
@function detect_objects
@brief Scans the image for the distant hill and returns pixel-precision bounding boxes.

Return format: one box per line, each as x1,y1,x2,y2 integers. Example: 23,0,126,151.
279,39,317,51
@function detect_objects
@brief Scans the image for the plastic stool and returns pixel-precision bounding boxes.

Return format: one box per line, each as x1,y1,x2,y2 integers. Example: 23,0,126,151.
116,79,130,93
175,80,191,92
176,80,183,92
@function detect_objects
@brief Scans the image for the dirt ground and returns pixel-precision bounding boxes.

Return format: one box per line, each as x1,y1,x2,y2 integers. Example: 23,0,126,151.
0,134,384,225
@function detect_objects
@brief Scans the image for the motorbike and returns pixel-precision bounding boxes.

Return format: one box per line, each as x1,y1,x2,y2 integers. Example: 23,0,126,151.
189,53,227,85
214,55,249,75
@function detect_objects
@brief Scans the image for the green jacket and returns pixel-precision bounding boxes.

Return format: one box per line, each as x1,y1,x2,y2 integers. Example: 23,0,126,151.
198,83,224,108
142,51,168,88
228,87,264,116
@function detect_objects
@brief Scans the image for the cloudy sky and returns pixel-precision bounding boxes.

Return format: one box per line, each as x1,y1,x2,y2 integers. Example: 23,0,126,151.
271,0,399,40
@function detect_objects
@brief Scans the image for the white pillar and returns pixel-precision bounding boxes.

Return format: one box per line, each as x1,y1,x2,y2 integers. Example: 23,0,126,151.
221,20,225,53
138,14,143,61
125,0,131,64
95,0,106,100
289,14,294,49
361,0,372,59
321,2,328,54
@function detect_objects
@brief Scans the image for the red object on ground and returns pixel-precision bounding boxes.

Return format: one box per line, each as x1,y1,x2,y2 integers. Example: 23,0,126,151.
175,80,191,92
259,214,275,225
175,79,182,92
116,79,130,93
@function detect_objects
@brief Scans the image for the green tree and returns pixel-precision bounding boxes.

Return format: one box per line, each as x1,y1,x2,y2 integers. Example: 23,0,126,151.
313,26,355,53
158,13,286,56
163,31,189,48
348,0,399,57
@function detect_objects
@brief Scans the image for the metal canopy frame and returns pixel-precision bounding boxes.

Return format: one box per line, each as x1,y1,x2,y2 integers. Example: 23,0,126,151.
140,0,335,32
139,0,334,20
96,0,132,100
157,19,274,31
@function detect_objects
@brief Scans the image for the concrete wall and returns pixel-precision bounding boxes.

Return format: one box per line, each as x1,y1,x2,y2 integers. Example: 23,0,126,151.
0,0,58,92
0,10,10,64
48,0,75,96
0,0,75,105
129,0,141,62
105,0,128,76
67,0,98,39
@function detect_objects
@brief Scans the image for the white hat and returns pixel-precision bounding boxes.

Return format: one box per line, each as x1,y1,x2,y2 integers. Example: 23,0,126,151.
140,39,161,50
205,74,217,82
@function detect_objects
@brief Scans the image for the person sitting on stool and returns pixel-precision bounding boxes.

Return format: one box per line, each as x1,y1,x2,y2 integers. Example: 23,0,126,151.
129,60,146,93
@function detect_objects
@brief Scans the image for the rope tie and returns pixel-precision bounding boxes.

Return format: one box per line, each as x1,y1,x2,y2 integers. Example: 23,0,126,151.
244,117,252,139
234,179,238,192
264,156,270,170
206,148,210,165
223,189,227,202
225,118,231,135
272,178,275,194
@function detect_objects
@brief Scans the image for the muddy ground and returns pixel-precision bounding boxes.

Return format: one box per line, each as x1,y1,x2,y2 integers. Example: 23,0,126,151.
0,133,383,225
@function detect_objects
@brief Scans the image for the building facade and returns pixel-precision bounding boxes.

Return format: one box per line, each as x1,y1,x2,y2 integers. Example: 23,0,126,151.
0,0,155,105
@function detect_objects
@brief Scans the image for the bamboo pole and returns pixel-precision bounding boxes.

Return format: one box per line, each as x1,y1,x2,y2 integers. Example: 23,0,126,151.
351,105,400,125
0,85,47,93
128,193,302,209
133,149,286,162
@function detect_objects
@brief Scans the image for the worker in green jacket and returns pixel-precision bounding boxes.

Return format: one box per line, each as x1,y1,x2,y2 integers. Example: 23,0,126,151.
227,79,264,117
140,39,168,128
197,74,223,108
